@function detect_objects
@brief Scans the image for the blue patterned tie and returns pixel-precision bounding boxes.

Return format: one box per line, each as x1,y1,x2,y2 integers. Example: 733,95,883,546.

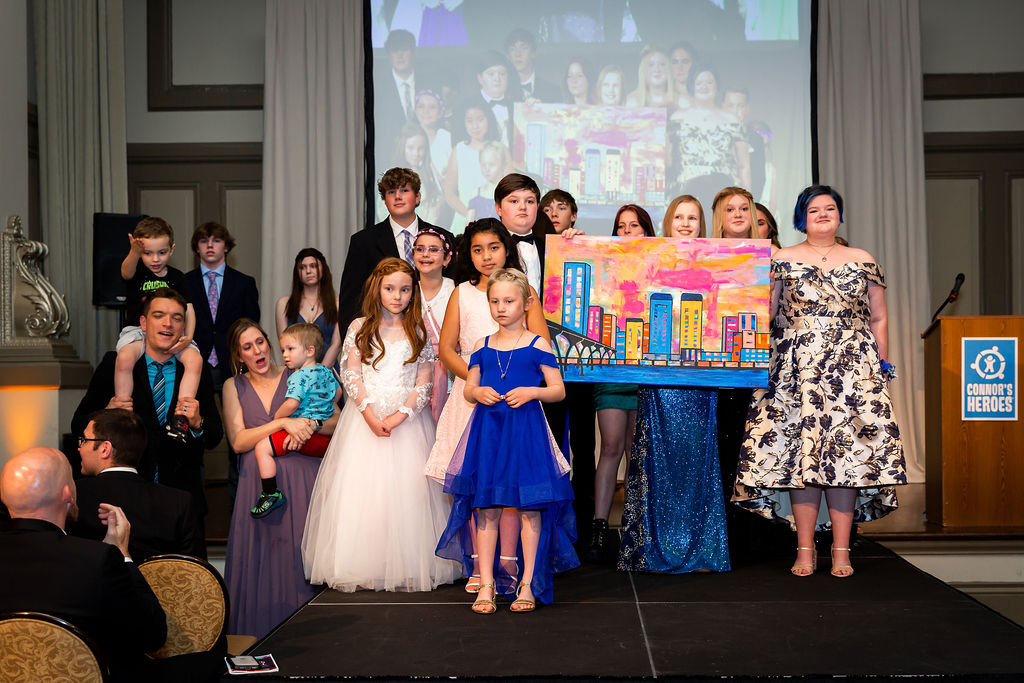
152,361,168,426
403,230,414,265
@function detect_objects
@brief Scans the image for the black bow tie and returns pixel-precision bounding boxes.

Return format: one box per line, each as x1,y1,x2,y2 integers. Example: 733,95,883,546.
512,233,536,245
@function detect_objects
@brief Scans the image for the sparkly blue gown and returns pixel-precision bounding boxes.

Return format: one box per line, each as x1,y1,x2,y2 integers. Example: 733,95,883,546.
435,336,579,604
618,387,731,573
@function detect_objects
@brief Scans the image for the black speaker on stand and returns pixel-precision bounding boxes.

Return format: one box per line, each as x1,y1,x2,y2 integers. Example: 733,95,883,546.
93,212,145,328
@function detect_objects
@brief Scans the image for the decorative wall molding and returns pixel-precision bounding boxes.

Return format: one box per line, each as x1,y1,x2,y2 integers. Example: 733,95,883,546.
146,0,263,111
924,72,1024,100
1,215,70,344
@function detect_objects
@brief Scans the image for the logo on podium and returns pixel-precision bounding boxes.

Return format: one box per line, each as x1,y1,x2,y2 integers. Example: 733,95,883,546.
962,337,1017,421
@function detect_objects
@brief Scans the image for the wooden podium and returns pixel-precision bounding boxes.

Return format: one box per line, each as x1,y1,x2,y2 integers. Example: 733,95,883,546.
922,316,1024,527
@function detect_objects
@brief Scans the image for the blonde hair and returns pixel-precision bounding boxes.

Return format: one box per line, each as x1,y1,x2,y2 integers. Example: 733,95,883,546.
662,195,705,238
711,186,755,238
281,322,324,360
486,268,531,304
625,45,674,107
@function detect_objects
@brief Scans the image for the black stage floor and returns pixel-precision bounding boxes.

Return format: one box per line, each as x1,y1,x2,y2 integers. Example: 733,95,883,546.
230,540,1024,680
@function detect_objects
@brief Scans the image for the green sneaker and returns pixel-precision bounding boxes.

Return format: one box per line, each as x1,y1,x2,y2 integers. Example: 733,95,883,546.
251,490,286,518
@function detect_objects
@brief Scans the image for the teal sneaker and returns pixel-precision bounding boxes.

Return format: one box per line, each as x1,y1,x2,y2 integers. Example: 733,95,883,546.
251,490,286,518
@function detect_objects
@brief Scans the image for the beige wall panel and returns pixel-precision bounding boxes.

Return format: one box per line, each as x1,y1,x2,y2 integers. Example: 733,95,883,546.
139,187,196,273
224,187,263,286
925,178,980,316
172,0,265,86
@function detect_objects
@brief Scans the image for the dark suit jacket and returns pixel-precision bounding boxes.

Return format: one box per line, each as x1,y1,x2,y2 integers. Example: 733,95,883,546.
0,518,166,681
182,265,260,370
71,353,223,520
523,75,561,103
71,470,201,562
338,218,456,336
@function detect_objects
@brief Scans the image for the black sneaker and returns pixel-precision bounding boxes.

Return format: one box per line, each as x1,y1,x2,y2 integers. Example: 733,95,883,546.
165,415,190,444
251,490,286,518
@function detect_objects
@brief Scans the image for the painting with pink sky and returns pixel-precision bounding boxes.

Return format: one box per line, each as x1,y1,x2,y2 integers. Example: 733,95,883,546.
514,103,667,208
542,235,770,388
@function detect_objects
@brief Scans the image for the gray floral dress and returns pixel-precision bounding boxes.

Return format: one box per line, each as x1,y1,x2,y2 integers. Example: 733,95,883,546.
733,261,906,529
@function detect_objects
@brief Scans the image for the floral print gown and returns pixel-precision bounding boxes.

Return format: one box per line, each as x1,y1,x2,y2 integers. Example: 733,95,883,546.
733,261,906,529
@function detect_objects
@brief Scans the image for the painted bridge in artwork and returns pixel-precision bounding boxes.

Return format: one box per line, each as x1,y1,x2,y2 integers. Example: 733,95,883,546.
542,235,772,389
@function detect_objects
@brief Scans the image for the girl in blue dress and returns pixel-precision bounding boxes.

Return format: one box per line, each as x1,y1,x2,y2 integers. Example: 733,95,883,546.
436,268,579,613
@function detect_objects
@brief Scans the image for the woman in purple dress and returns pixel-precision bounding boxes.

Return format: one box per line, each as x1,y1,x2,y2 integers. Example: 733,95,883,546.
222,318,338,639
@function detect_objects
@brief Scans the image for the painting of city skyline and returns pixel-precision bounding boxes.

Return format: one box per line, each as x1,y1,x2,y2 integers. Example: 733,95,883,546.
542,235,771,388
513,103,667,206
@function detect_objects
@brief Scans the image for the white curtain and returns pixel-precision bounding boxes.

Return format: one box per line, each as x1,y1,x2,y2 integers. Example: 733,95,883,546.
262,0,365,320
817,0,928,481
34,0,128,366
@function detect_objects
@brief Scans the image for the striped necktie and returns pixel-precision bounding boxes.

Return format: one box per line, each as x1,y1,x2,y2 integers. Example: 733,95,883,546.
403,230,415,265
152,361,168,426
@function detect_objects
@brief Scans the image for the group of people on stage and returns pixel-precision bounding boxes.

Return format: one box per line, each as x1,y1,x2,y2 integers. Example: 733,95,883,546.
376,27,777,230
1,157,907,677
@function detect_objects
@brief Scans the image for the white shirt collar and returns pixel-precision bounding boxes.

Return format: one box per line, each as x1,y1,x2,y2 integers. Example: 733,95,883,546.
389,215,419,240
102,466,140,475
393,70,415,92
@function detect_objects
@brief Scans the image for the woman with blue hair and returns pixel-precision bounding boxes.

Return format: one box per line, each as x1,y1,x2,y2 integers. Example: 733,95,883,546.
733,184,906,578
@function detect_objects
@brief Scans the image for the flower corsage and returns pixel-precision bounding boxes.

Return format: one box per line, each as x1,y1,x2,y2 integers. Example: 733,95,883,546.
880,359,897,382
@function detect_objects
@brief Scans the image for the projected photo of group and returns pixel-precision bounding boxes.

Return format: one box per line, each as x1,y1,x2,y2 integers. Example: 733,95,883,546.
370,0,811,236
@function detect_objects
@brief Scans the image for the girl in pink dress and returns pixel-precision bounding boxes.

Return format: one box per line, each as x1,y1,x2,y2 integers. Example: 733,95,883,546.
412,229,455,422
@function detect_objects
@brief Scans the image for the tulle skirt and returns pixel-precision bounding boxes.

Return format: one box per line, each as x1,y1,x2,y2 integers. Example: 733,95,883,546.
435,401,579,604
302,402,460,592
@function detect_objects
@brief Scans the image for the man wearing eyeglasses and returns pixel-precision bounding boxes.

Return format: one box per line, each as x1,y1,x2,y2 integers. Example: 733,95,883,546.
72,408,201,562
71,288,222,558
338,167,456,336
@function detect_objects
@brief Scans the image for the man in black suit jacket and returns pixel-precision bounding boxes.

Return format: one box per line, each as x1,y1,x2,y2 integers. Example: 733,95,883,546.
182,222,260,390
72,408,201,561
375,29,418,155
339,167,456,335
0,447,167,681
72,289,222,557
506,28,561,103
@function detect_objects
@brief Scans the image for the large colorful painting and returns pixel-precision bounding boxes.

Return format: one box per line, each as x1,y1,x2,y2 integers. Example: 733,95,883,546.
513,103,667,209
542,235,771,388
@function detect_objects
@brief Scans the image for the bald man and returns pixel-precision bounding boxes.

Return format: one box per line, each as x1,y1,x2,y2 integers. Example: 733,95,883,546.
0,447,167,682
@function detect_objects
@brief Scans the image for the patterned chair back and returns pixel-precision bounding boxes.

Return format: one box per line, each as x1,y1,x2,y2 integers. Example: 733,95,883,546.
138,554,229,658
0,612,108,682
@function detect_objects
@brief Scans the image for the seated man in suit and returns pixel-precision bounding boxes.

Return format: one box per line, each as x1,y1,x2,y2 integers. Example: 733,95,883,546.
0,447,167,681
182,221,261,391
72,408,201,561
338,167,456,335
71,288,223,558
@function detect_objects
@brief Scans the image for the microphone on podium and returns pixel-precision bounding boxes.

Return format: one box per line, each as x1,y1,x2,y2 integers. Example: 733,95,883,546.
948,272,965,301
931,273,966,322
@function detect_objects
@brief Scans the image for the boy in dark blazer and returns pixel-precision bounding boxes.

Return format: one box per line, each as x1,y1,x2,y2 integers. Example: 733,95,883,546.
182,221,260,390
338,167,455,335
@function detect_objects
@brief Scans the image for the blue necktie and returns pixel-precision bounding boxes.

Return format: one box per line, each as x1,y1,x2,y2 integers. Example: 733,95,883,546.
403,230,414,265
152,361,168,426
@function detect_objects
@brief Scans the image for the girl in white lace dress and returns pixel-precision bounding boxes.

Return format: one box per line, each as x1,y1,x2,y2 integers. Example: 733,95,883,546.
302,258,459,592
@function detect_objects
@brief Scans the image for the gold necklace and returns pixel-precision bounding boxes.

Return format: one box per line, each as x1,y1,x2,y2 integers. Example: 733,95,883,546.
806,240,838,262
301,296,319,316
